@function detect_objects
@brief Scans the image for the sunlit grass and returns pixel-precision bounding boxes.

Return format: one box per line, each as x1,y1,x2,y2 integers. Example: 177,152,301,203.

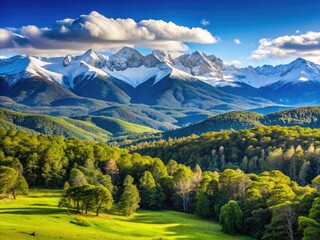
0,190,253,240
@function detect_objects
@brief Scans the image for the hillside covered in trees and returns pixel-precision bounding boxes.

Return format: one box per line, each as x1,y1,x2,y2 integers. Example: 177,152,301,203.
0,108,156,142
133,126,320,186
163,107,320,139
0,129,319,239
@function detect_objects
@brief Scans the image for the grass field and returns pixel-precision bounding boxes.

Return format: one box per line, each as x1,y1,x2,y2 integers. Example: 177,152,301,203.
0,190,253,240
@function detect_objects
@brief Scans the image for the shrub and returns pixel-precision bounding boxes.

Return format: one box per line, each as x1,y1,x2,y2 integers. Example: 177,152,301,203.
70,217,92,227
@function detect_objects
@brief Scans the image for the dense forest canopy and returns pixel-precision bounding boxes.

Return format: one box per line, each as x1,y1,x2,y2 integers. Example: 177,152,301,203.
169,106,320,139
0,128,319,239
111,106,320,147
133,126,320,185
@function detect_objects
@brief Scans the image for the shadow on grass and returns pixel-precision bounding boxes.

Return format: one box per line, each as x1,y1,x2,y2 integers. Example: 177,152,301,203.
19,231,34,236
111,211,190,239
118,210,195,225
28,194,60,198
30,203,51,207
121,214,171,224
0,207,65,215
113,210,250,240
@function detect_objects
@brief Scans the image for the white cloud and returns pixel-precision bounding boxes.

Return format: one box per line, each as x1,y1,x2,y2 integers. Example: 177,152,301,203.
296,30,300,33
230,60,242,66
251,31,320,63
0,11,218,56
234,39,242,44
200,19,210,26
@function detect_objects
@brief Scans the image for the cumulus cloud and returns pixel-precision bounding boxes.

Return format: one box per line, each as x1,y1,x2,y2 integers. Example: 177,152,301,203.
252,31,320,63
234,39,242,44
200,19,210,26
0,11,218,56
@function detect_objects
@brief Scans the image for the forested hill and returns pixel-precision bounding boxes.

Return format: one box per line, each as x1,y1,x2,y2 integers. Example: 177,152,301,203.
0,108,156,142
133,125,320,185
164,106,320,139
164,111,264,139
0,128,320,240
262,106,320,127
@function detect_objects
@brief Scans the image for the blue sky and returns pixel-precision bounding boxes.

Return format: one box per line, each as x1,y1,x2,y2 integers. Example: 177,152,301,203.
0,0,320,66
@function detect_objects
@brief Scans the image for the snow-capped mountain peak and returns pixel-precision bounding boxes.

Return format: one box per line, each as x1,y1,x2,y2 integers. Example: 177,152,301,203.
0,55,65,87
76,49,106,68
63,54,73,67
288,57,319,72
1,48,320,94
107,47,145,71
173,51,224,79
224,57,320,88
151,49,174,66
0,55,31,75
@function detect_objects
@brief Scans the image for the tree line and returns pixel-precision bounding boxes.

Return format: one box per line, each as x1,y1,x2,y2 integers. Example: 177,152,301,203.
133,126,320,185
0,128,319,239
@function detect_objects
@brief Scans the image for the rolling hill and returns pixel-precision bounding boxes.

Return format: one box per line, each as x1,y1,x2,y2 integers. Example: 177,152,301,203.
0,108,156,142
164,106,320,139
164,111,264,139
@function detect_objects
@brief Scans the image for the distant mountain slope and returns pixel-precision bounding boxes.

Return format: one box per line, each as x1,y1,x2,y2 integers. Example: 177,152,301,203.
0,48,275,128
249,106,293,114
0,97,212,131
262,106,320,127
164,106,320,138
2,47,320,128
72,115,157,136
164,111,263,138
132,73,268,110
0,108,156,142
0,96,110,118
260,81,320,105
91,105,178,131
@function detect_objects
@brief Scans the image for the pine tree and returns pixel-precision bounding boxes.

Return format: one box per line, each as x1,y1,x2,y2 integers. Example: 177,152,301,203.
139,171,158,209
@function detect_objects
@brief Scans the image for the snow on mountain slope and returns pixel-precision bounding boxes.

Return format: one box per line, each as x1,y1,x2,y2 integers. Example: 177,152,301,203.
105,66,161,87
0,47,241,90
148,49,240,87
197,76,241,87
0,55,64,87
43,56,109,88
0,55,30,74
224,58,320,88
173,51,223,78
0,51,112,89
274,58,320,85
152,49,175,66
1,47,320,92
224,66,280,88
107,47,146,71
75,49,107,68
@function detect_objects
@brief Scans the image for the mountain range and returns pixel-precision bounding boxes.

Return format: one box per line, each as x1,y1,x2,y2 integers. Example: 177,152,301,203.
0,47,320,130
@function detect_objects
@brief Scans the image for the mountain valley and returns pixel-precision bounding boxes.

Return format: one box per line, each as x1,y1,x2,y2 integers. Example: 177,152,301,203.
1,47,319,130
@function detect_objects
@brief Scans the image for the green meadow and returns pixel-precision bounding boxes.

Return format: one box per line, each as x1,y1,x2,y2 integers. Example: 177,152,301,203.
0,190,252,240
